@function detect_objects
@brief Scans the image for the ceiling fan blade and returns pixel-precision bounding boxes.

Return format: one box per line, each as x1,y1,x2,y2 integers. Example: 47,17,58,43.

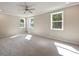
17,2,35,14
28,10,32,13
29,8,35,10
23,10,32,14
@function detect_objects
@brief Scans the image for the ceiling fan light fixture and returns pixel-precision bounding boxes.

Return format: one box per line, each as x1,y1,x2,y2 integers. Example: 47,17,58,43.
18,2,35,14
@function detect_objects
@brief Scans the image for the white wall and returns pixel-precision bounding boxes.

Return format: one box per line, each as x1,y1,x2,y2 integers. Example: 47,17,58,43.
28,4,79,45
0,13,26,38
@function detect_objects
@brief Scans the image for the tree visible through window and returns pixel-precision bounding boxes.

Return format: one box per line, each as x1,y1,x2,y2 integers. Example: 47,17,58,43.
51,11,64,30
20,18,25,28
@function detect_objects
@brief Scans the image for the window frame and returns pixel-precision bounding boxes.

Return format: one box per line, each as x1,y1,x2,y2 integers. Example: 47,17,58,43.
50,11,64,30
19,18,25,28
27,17,34,29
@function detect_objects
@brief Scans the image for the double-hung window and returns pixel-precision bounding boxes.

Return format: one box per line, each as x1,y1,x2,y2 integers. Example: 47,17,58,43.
51,11,64,30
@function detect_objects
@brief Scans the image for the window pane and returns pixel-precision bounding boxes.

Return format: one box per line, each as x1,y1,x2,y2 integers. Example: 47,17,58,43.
20,18,25,28
31,19,33,22
53,22,62,29
53,13,62,21
29,18,34,29
20,23,24,27
20,19,24,23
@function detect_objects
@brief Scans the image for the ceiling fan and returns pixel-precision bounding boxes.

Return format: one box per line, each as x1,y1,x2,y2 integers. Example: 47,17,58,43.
18,2,35,14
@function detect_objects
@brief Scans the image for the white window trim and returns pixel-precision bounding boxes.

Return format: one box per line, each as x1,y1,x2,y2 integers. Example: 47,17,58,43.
27,17,34,29
50,11,64,30
19,18,25,28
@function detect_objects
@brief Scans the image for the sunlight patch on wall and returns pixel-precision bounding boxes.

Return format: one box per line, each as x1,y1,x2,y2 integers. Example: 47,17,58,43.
55,42,79,56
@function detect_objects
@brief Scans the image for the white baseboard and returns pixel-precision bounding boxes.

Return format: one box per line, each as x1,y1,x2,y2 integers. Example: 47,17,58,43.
30,33,79,46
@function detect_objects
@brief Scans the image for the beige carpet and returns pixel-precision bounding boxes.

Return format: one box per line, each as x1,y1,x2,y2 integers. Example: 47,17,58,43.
0,34,79,56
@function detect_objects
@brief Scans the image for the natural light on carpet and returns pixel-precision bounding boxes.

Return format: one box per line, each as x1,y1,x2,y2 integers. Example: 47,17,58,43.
54,42,79,56
9,35,19,38
25,34,32,40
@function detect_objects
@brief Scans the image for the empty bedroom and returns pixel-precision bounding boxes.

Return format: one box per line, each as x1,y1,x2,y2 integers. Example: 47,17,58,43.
0,2,79,56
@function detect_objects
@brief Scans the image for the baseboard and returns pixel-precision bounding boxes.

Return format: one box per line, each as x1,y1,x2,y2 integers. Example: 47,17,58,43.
30,33,79,46
0,33,20,39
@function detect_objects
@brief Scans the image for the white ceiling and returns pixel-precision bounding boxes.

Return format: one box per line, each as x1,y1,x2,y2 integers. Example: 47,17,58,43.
0,2,77,17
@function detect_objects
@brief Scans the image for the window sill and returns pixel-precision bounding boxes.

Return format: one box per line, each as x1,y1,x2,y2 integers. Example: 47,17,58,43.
51,28,63,31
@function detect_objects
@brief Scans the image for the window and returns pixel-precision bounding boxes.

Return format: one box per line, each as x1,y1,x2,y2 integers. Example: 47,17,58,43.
51,11,64,30
29,18,34,29
19,18,25,28
27,17,34,29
